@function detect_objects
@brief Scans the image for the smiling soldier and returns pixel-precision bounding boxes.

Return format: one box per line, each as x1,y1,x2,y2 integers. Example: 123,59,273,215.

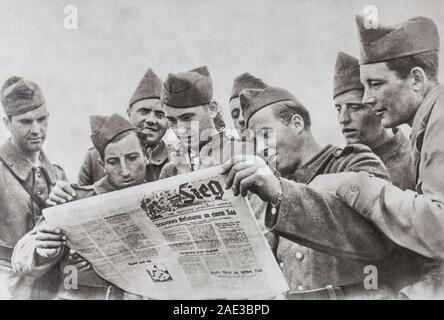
222,86,429,299
78,68,169,185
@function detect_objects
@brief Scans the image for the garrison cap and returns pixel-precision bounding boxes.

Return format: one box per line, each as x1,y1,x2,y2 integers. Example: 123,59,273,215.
230,73,268,101
1,76,46,116
129,68,162,108
90,113,136,158
333,52,364,99
161,65,213,108
356,15,440,64
240,86,299,127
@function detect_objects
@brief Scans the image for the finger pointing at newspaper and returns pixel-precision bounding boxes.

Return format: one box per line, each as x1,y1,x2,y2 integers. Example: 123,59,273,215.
221,155,282,203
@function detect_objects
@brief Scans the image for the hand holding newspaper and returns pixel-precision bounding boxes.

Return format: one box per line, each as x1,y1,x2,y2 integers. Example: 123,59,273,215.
43,166,289,299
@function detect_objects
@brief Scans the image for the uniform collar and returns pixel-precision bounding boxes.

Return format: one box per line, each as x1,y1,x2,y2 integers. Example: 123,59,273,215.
0,138,57,182
146,140,169,165
372,128,408,160
411,84,444,143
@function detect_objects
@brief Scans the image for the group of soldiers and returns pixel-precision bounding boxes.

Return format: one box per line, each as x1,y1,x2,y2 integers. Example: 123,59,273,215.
1,14,444,300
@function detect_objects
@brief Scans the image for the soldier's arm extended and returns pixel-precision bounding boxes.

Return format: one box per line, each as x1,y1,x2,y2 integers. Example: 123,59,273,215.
264,178,394,262
223,153,394,262
336,173,444,260
335,101,444,259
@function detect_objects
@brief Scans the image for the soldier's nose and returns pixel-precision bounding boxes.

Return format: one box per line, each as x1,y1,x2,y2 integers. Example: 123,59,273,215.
362,92,377,106
338,108,350,124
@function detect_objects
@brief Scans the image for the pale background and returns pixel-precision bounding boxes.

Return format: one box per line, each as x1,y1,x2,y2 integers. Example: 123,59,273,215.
0,0,443,181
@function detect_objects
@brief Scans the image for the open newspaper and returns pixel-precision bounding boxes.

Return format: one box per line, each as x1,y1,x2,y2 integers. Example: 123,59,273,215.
43,166,289,299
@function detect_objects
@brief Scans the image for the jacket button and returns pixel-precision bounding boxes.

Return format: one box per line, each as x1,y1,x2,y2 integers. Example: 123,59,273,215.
295,252,303,261
350,185,359,192
279,262,284,268
297,285,305,291
8,162,13,166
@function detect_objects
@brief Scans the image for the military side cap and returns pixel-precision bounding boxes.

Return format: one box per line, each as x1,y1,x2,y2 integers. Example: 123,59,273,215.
1,76,45,116
129,68,162,108
356,15,440,64
240,86,298,126
333,52,364,98
230,72,268,101
90,113,135,157
161,65,213,108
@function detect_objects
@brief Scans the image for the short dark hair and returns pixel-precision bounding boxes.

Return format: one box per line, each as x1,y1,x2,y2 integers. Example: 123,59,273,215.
385,51,439,82
272,100,311,130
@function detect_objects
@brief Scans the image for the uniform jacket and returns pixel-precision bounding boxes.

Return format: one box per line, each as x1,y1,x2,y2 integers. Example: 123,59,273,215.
372,128,415,191
78,140,169,185
335,85,444,299
0,139,66,299
263,144,429,296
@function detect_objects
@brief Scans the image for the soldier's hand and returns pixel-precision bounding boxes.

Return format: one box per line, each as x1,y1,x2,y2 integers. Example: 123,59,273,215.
46,180,77,206
221,155,282,203
68,249,92,271
34,224,66,258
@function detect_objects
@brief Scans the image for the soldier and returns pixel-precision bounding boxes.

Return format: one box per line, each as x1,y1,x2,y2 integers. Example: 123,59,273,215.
323,16,444,299
333,52,415,190
12,113,148,300
221,86,428,299
160,66,238,178
78,68,169,185
229,73,268,136
0,76,66,299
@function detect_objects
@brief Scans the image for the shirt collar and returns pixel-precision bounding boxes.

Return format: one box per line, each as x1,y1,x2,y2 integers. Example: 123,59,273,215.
372,128,407,160
0,138,57,182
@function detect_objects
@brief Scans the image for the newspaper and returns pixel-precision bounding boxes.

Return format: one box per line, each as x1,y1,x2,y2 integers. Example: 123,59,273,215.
43,166,289,299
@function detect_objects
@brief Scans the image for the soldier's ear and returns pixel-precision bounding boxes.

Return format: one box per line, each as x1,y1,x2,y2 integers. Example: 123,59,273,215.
289,114,305,133
209,101,220,119
410,67,427,92
2,116,11,131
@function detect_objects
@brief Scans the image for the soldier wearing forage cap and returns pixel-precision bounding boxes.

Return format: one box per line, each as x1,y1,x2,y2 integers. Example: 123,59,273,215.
333,51,415,191
159,66,239,178
221,86,429,299
319,15,444,299
0,76,67,299
13,113,149,299
229,73,268,136
78,68,169,186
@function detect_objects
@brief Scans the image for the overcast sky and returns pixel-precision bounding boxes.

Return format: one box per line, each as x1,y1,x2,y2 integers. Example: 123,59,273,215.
1,0,443,180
